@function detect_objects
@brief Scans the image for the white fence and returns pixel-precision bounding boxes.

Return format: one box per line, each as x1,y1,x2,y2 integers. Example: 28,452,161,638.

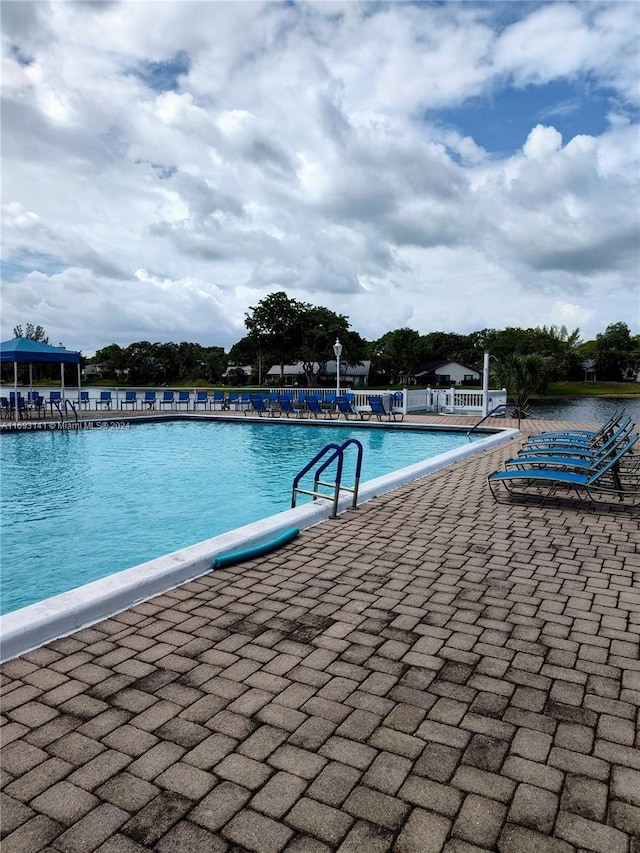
1,384,508,416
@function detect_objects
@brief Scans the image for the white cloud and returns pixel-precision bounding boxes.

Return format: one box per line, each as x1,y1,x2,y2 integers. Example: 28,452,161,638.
1,1,638,356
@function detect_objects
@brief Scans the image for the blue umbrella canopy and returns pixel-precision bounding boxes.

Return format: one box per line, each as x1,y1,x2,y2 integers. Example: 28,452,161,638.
0,338,80,364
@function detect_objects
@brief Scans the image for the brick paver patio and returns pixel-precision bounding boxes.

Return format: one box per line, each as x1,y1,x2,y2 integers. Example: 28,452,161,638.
1,415,639,852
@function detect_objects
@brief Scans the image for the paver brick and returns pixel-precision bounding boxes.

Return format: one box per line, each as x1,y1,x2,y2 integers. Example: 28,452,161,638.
611,765,640,806
306,761,361,807
335,819,394,853
319,735,377,770
1,815,64,853
190,779,251,831
399,774,463,817
96,772,160,812
53,803,128,853
453,793,507,848
154,819,228,852
120,791,192,847
215,752,273,789
250,770,308,818
286,797,353,845
394,807,451,853
609,800,640,836
555,810,628,853
30,780,99,826
414,741,462,782
508,783,558,833
223,807,294,852
362,751,412,795
343,784,410,829
498,822,575,853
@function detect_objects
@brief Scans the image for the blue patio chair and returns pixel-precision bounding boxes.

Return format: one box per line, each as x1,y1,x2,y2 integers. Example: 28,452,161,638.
276,398,303,418
121,391,137,410
488,433,638,505
368,395,403,421
96,391,112,410
1,396,11,418
79,391,90,409
212,391,226,411
10,392,28,418
335,396,357,420
306,397,333,419
244,395,272,417
227,392,240,410
29,393,45,417
522,411,625,450
142,391,156,410
176,391,190,409
239,392,252,411
160,391,175,410
510,419,633,467
193,391,210,410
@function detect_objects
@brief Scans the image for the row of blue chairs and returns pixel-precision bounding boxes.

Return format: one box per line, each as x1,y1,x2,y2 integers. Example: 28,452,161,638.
487,411,639,507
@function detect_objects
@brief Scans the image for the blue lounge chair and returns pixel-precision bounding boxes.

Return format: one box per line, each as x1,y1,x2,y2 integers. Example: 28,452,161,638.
142,391,156,410
9,393,27,418
176,391,190,409
121,391,137,410
335,397,357,420
368,395,403,421
488,433,638,505
522,411,625,450
276,398,303,418
244,395,272,416
79,391,90,409
228,392,240,410
96,391,112,410
193,391,210,410
305,397,333,419
212,391,226,411
1,396,10,418
509,419,633,468
160,391,175,410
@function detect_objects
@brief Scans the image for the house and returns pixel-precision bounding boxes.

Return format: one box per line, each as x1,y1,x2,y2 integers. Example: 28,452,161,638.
223,364,253,380
410,360,480,386
267,360,371,387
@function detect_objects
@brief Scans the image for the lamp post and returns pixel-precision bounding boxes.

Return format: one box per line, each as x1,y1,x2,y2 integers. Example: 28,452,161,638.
333,338,343,399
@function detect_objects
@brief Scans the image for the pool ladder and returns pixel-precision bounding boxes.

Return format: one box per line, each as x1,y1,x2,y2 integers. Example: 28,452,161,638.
292,438,363,518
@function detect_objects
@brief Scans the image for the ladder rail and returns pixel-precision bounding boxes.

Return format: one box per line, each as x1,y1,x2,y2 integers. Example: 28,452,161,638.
292,439,364,518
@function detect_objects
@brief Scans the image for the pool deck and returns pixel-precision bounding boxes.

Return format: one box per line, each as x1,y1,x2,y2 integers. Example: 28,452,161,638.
1,414,639,853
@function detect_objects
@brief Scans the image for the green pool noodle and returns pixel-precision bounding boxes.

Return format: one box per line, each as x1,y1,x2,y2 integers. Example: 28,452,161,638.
212,528,300,569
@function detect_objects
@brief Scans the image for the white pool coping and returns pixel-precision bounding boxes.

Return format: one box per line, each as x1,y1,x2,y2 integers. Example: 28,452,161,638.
0,426,519,661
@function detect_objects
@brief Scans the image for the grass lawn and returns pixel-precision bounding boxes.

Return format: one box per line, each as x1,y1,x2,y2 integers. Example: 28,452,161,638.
543,381,640,398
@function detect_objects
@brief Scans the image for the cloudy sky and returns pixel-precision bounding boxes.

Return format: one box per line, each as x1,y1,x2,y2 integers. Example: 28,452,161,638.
2,1,639,356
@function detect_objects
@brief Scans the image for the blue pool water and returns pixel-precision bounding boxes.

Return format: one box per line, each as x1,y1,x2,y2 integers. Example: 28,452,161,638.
1,420,481,614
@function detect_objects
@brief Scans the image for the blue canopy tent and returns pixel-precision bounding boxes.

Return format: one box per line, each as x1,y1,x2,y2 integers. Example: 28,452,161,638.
0,338,82,422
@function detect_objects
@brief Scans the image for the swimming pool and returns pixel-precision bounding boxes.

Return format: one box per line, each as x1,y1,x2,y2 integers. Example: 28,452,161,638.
0,417,518,660
1,418,487,613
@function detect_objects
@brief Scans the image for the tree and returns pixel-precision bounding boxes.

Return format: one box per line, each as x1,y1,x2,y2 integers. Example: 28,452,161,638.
298,306,351,385
93,344,127,379
492,354,551,421
372,328,422,384
13,323,49,344
594,322,640,381
245,292,308,384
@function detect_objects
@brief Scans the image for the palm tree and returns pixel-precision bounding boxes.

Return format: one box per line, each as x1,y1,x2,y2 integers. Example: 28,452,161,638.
492,354,550,423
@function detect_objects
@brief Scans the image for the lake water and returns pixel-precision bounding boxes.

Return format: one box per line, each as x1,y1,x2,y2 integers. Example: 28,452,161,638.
529,396,640,422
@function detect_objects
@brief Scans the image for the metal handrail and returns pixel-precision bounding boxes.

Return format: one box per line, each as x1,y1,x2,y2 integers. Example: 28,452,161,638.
467,403,512,438
292,438,364,518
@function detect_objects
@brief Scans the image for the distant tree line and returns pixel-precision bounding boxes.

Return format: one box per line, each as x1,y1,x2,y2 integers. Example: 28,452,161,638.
6,297,640,388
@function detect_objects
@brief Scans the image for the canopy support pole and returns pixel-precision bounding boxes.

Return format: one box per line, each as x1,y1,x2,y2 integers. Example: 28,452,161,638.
13,361,19,423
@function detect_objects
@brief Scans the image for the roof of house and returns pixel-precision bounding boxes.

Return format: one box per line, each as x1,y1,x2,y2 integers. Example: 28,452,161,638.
267,360,370,377
412,360,479,377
